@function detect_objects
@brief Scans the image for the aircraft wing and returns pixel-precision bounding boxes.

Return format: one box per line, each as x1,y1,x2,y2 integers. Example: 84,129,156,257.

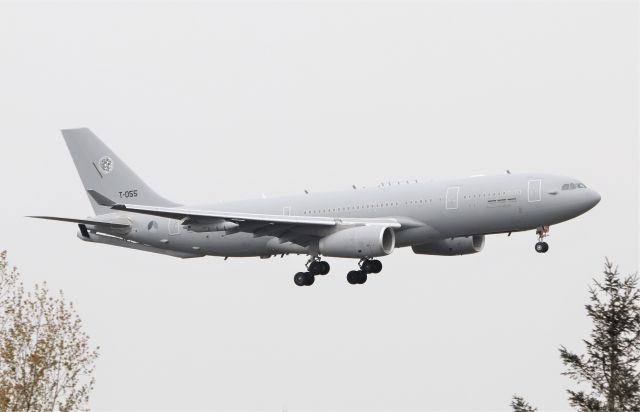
87,190,402,231
111,203,401,228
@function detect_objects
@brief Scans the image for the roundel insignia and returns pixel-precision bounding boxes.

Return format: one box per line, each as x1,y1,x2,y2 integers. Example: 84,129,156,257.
98,156,114,174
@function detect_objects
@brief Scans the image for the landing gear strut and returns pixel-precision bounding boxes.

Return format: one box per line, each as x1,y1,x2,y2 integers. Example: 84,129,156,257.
347,258,383,285
535,225,550,253
293,257,330,286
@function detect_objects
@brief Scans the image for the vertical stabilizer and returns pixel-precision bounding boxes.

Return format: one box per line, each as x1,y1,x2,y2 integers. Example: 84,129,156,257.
61,128,179,214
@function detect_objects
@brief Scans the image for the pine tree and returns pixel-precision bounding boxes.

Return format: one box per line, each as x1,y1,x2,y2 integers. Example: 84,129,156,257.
559,259,640,411
511,395,537,412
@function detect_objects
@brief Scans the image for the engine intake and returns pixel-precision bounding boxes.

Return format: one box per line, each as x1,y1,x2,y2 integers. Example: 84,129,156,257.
319,226,395,258
412,235,485,256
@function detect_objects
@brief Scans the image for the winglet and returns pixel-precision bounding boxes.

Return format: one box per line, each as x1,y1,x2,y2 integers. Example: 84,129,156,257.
87,189,116,207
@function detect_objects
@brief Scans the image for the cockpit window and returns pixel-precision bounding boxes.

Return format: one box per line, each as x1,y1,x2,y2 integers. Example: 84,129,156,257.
562,182,587,190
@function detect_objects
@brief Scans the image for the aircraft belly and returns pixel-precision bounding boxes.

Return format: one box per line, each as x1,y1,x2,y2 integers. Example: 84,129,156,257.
202,232,267,257
394,225,442,247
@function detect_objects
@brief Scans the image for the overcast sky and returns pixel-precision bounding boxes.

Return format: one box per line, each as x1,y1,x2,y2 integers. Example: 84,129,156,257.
0,1,638,411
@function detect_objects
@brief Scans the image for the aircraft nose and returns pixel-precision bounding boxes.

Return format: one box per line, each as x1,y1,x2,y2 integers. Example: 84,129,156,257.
585,189,601,209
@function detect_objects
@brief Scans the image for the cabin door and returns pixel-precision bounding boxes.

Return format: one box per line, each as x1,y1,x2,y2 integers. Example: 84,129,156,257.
528,179,542,202
446,186,460,210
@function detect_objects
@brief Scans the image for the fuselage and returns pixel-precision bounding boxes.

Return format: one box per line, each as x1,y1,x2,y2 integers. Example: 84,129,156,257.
119,172,600,258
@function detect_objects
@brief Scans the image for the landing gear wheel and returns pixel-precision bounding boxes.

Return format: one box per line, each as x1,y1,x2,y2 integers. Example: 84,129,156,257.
294,272,307,286
309,261,322,275
305,273,315,286
294,272,315,286
347,270,360,285
319,261,330,275
370,260,382,274
308,260,330,276
360,259,383,274
347,270,367,285
535,242,549,253
361,260,375,274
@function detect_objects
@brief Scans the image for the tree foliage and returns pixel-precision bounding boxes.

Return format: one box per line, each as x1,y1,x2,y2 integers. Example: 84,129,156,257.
0,251,99,412
511,395,537,412
559,259,640,411
512,259,640,412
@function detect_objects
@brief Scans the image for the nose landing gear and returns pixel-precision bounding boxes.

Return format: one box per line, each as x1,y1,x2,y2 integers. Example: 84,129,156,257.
535,225,550,253
347,258,383,285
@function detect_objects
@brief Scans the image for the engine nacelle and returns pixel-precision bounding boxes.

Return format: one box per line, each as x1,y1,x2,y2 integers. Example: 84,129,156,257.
412,235,485,256
319,225,395,258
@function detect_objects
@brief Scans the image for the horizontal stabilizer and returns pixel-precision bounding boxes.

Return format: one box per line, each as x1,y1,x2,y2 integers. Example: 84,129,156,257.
27,215,130,229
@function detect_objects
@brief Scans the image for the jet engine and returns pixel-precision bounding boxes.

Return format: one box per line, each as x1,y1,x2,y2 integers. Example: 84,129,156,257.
319,225,395,258
412,235,485,256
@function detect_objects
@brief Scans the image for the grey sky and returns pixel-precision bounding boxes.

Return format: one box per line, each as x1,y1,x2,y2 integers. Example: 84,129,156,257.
0,1,638,410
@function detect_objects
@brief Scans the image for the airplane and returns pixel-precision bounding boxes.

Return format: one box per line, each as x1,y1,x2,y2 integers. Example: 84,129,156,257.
30,128,601,286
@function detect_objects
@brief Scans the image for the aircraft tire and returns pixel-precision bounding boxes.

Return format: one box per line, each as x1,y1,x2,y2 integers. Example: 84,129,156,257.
361,260,375,274
535,242,548,253
347,270,359,285
294,272,308,286
371,260,382,273
309,261,322,275
319,261,330,275
305,273,315,286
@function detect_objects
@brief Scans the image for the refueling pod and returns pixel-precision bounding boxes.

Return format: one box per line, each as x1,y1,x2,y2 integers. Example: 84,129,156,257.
183,219,239,232
412,235,485,256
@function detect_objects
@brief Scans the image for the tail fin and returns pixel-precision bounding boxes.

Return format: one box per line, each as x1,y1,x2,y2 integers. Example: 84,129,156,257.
62,128,179,214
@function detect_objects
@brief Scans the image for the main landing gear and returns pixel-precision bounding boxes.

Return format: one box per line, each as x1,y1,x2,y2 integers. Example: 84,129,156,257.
535,225,550,253
347,258,383,285
293,257,330,286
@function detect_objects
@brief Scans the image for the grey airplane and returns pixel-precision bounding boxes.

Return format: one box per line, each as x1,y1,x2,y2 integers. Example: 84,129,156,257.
31,128,601,286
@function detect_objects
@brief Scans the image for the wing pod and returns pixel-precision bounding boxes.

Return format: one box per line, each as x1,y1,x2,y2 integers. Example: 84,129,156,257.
412,235,485,256
183,218,240,233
